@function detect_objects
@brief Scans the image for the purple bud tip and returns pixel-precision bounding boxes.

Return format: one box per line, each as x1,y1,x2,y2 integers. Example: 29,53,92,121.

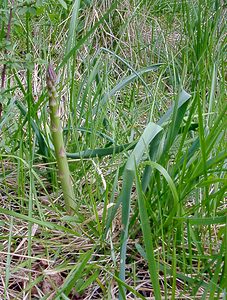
47,63,57,84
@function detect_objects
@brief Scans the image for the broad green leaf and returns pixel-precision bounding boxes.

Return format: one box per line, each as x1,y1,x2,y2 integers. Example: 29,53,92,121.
142,88,191,192
157,89,191,126
118,122,163,299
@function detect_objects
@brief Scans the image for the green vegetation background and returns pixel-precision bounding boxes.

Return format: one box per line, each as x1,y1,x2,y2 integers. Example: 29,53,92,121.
0,0,226,299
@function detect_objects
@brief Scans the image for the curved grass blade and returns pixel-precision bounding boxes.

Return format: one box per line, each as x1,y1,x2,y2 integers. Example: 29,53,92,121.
93,61,162,116
66,141,136,159
135,171,161,300
57,0,67,9
142,88,191,192
88,48,163,124
182,150,227,197
157,89,191,126
118,122,163,299
142,161,179,227
163,89,191,153
101,64,162,107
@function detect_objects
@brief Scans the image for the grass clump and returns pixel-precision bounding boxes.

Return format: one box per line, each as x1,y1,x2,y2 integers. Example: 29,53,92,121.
0,0,226,299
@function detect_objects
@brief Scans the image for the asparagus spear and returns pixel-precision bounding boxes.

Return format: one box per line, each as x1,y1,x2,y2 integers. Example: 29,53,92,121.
46,64,76,214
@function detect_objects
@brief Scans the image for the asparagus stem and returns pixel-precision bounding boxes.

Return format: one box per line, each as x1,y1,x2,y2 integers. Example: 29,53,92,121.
46,64,76,214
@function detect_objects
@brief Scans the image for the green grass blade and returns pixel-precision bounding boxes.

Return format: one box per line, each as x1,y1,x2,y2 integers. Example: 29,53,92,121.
220,224,227,290
64,126,114,144
65,0,80,59
125,123,163,171
135,170,161,300
95,61,162,114
0,97,16,131
4,217,13,298
104,167,120,237
66,141,137,159
55,249,93,297
58,0,118,69
143,161,179,227
57,0,67,10
142,88,191,191
15,100,49,158
119,122,163,299
163,89,191,153
0,207,79,235
206,239,225,299
15,99,137,160
157,89,191,126
113,274,146,300
77,270,99,293
175,216,226,226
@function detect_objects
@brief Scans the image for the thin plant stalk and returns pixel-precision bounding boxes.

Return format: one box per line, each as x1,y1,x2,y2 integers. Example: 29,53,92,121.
46,64,76,214
0,0,14,118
